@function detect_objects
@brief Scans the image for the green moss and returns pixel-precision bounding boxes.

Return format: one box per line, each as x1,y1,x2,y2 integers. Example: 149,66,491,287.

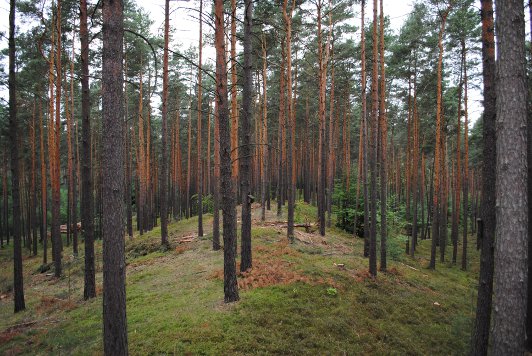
0,204,481,355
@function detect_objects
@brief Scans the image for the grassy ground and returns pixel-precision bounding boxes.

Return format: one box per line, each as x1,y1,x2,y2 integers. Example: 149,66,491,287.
0,201,480,355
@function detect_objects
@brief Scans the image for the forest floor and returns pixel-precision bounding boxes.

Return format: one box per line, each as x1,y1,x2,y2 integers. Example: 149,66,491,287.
0,201,479,355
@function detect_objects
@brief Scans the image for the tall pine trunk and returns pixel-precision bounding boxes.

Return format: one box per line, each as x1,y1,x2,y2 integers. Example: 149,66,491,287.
215,0,239,303
429,5,451,269
230,0,239,186
260,35,268,222
160,0,170,246
491,0,528,353
240,0,254,271
284,0,295,242
51,0,62,277
213,99,221,251
101,0,128,352
369,0,378,277
378,0,387,271
39,101,47,264
461,41,469,271
471,0,497,329
197,0,204,237
277,40,285,218
9,0,25,313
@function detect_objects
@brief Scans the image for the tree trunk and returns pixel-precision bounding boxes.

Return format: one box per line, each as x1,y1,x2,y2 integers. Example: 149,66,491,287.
471,1,497,330
66,50,75,254
360,0,370,257
461,41,469,271
379,0,387,271
528,0,532,349
52,0,62,277
102,0,128,353
452,51,463,265
9,0,25,313
213,99,221,251
124,68,133,239
70,51,79,255
261,35,268,222
410,75,419,258
186,93,192,219
429,5,451,270
30,101,37,256
327,45,335,230
277,40,285,218
160,0,170,246
317,0,332,237
215,0,239,303
38,101,47,263
240,0,254,271
491,0,528,353
138,70,146,234
369,0,378,277
197,0,204,237
284,0,295,243
230,0,239,186
207,100,211,196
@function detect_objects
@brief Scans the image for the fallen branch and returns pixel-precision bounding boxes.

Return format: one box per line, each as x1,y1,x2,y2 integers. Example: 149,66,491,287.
2,317,51,332
399,262,419,271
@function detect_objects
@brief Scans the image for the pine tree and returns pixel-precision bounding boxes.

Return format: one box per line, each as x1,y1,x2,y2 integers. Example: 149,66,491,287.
9,0,25,313
160,0,170,247
102,0,128,353
197,0,204,238
215,0,239,303
491,0,528,353
240,0,254,271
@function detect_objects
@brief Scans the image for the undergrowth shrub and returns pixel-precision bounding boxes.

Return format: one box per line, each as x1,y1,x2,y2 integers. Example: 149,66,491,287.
333,181,364,236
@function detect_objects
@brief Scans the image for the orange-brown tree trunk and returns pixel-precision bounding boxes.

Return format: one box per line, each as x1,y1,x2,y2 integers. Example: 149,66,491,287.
51,2,62,276
261,34,268,221
197,0,204,237
160,0,170,246
378,0,387,271
284,0,296,241
230,0,239,184
429,4,451,269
